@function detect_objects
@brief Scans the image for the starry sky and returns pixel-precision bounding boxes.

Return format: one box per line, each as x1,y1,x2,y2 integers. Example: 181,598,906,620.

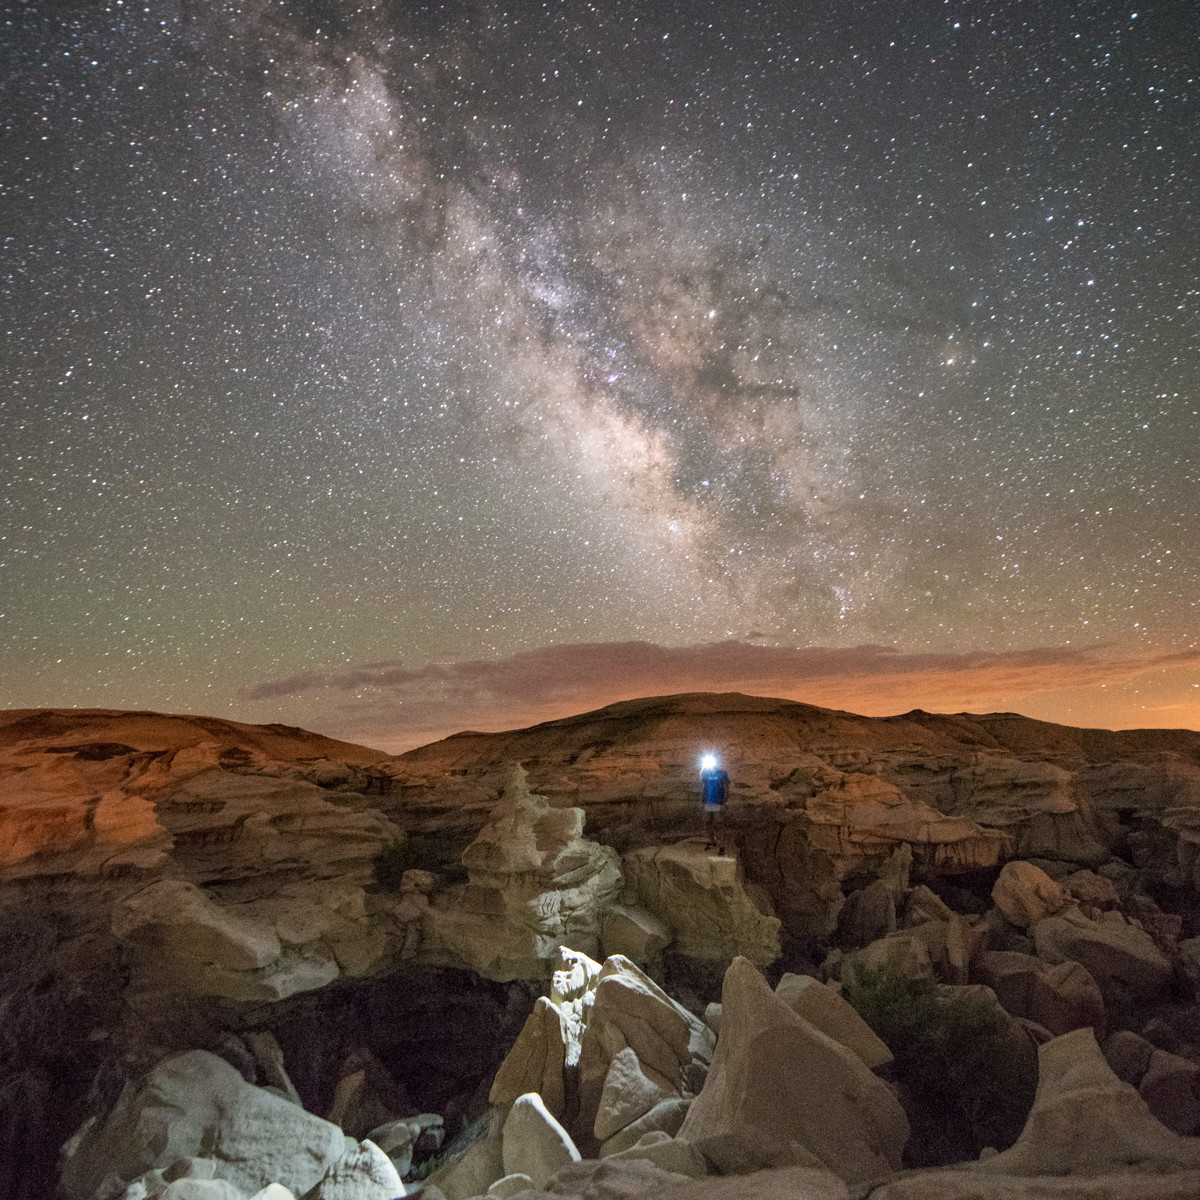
3,0,1197,751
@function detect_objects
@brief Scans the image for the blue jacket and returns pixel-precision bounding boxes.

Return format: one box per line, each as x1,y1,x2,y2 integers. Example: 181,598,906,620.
701,768,729,807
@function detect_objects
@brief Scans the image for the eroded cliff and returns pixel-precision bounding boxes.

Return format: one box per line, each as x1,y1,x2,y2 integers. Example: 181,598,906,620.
5,696,1200,1199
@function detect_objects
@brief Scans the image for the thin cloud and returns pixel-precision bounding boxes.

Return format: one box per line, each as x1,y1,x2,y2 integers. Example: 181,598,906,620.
243,641,1200,753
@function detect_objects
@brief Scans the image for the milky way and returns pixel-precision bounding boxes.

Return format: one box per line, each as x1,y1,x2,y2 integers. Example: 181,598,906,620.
3,1,1197,743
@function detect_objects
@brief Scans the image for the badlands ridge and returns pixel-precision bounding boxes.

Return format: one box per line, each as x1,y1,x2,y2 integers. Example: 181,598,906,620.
3,693,1200,1200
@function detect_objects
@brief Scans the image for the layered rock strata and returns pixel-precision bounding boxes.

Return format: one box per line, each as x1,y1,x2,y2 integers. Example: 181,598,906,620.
7,699,1200,1200
388,693,1200,937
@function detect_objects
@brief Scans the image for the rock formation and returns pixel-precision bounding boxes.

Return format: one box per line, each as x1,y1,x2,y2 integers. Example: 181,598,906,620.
420,766,623,979
388,693,1200,938
0,709,402,1014
36,944,1200,1200
6,696,1200,1199
419,949,912,1196
408,768,776,980
675,957,908,1182
59,1049,402,1200
620,844,780,966
970,1026,1200,1177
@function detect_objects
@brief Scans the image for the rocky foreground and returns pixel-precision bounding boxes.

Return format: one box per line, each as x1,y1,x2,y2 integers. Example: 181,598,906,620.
3,696,1200,1199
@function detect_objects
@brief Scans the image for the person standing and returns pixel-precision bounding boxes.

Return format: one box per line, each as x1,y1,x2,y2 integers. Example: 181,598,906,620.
699,753,730,851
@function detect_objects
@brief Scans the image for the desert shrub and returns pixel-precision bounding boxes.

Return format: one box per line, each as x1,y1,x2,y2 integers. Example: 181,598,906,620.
406,1151,447,1182
374,835,443,888
843,965,1037,1166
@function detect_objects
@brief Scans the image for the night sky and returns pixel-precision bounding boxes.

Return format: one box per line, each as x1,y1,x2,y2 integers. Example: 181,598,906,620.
3,0,1197,750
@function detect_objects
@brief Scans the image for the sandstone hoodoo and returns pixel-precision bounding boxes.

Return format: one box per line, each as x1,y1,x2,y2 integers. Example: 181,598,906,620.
4,696,1200,1199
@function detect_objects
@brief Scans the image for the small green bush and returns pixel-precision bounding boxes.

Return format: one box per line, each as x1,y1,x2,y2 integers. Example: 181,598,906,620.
405,1151,448,1182
374,835,443,889
843,965,1037,1166
846,966,998,1055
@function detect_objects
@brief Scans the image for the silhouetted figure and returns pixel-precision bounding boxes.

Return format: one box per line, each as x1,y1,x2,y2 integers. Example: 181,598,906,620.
699,754,730,852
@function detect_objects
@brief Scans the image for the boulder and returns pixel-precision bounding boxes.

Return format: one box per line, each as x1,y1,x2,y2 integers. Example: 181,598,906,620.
991,863,1067,929
876,842,913,898
653,1165,850,1200
676,957,908,1182
550,947,603,1005
535,1156,689,1199
599,1099,690,1157
298,1142,402,1200
489,997,571,1116
501,1093,582,1188
1138,1049,1200,1136
904,910,983,986
1140,1015,1189,1054
1124,892,1183,951
158,1183,248,1200
603,1131,709,1177
1012,1017,1053,1046
591,955,714,1083
773,973,892,1069
975,951,1106,1038
362,1121,418,1175
484,1174,532,1198
971,1027,1200,1176
973,952,1043,1018
622,844,781,966
593,1047,678,1142
981,908,1035,955
867,1171,1200,1199
836,881,896,948
904,885,956,927
60,1051,350,1200
1028,960,1106,1039
364,1115,441,1177
120,1161,268,1200
1062,870,1120,910
1031,908,1172,1007
1178,936,1200,993
399,868,438,894
1100,1029,1155,1085
600,906,671,964
572,953,714,1140
578,1011,629,1148
244,1032,302,1108
114,880,281,971
326,1062,398,1143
